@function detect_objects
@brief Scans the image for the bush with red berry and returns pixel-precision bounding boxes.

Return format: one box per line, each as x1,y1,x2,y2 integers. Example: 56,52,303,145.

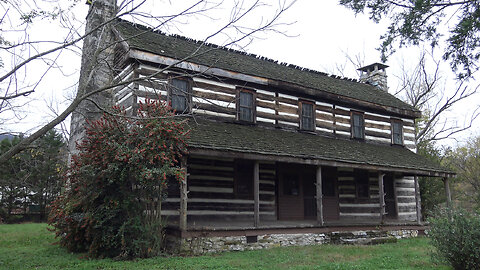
48,100,188,259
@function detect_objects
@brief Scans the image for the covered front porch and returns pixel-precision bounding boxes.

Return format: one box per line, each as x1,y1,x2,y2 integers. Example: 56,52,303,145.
164,120,454,236
164,152,453,234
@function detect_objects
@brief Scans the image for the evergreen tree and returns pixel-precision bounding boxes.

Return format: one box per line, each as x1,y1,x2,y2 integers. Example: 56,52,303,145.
340,0,480,78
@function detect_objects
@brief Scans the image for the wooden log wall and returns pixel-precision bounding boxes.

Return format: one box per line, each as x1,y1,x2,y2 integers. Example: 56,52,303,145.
161,155,276,222
113,64,417,151
395,176,417,221
161,163,417,223
336,168,417,221
113,63,137,115
337,167,381,220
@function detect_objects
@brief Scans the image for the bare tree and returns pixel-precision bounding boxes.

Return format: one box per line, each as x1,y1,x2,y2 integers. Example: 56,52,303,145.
0,0,295,163
322,49,366,79
325,48,479,145
395,51,480,145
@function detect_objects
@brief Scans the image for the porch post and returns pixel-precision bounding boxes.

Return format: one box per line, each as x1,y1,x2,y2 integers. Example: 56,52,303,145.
179,158,188,233
316,166,324,226
443,177,452,208
378,172,386,222
254,161,260,227
414,176,422,224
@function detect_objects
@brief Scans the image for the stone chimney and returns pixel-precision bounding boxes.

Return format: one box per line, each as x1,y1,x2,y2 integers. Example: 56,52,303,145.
358,63,389,92
69,0,117,155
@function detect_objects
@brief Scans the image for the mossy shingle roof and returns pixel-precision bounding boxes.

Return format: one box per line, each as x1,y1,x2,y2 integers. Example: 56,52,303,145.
115,20,417,113
186,120,452,176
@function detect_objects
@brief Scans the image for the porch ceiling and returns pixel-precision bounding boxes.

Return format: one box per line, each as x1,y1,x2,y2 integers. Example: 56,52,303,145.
186,119,454,178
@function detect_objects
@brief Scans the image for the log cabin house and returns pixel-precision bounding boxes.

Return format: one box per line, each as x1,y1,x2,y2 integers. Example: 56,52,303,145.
108,20,454,252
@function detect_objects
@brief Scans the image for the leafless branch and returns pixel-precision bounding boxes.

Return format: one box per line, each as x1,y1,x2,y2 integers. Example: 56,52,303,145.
0,0,295,163
0,90,34,100
395,51,479,145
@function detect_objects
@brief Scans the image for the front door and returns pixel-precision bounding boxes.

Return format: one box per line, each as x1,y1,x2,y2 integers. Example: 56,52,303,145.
278,171,304,220
384,173,398,218
303,172,317,219
322,166,339,221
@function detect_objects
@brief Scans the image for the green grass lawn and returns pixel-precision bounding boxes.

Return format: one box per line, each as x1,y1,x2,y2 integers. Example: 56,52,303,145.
0,223,450,270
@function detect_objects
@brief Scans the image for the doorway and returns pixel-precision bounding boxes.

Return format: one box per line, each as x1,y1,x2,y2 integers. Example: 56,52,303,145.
322,166,339,221
384,173,398,218
277,165,339,221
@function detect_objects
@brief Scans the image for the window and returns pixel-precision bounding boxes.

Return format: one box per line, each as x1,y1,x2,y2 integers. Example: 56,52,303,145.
283,173,300,196
391,120,403,145
322,166,337,197
351,112,365,139
300,101,315,131
167,176,180,197
235,160,254,199
170,78,190,113
237,90,255,122
354,169,370,199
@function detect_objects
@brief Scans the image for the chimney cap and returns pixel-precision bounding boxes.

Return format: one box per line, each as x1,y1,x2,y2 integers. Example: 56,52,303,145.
357,62,389,72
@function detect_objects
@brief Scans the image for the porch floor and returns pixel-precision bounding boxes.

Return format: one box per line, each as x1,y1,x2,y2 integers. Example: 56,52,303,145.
163,219,425,238
164,218,422,232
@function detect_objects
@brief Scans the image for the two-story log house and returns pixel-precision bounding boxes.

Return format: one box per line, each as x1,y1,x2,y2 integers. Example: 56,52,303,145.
96,19,454,253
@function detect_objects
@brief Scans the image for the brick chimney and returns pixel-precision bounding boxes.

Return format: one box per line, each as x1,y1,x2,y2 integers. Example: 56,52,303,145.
358,63,389,92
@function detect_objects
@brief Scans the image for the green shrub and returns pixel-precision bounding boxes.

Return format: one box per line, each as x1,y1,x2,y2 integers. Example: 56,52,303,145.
48,100,187,259
428,207,480,270
0,207,6,223
6,214,24,224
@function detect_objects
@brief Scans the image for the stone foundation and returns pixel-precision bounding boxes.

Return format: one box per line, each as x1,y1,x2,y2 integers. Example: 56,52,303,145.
167,229,419,255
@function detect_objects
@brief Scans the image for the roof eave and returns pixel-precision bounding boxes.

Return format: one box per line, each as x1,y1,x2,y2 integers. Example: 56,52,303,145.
188,147,455,178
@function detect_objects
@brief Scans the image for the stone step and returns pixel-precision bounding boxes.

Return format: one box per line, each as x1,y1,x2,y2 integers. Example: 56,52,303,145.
330,230,389,241
335,236,397,245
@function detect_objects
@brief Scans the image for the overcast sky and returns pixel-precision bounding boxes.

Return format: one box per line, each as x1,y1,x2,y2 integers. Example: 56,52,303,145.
2,0,478,146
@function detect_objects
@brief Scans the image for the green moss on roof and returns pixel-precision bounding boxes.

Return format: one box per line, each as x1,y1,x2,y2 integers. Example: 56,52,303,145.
186,119,451,175
114,20,417,113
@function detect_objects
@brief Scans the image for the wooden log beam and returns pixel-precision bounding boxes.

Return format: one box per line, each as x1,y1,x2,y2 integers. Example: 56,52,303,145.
189,148,456,178
443,177,452,208
378,172,386,223
414,176,422,224
179,158,188,233
254,161,260,227
316,166,324,226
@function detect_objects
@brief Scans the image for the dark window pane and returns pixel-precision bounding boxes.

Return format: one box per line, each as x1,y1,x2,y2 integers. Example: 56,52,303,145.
302,103,313,117
352,113,364,139
240,92,252,106
392,122,403,145
322,166,337,197
302,117,312,131
171,79,188,112
358,184,369,198
301,103,314,131
167,176,180,197
283,173,299,196
171,79,188,93
355,169,369,198
239,107,252,122
239,91,254,122
235,160,254,199
353,114,361,125
171,94,186,112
